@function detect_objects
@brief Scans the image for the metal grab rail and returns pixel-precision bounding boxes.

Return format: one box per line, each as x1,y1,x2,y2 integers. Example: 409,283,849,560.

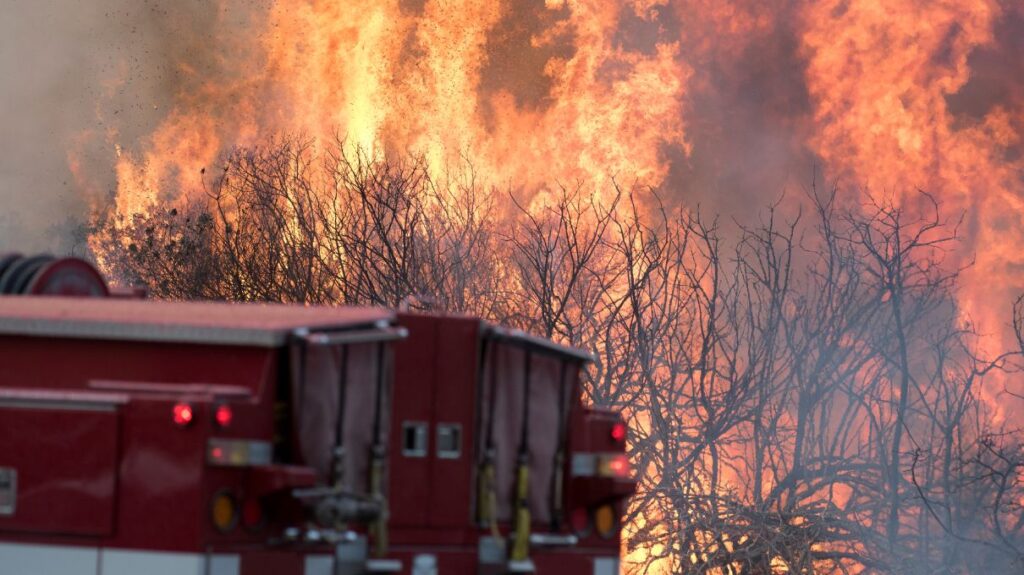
293,325,408,346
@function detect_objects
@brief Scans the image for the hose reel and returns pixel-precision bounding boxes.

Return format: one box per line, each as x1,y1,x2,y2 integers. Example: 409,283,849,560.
0,253,108,296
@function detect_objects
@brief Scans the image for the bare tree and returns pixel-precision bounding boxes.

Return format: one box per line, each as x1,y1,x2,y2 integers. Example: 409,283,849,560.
92,140,1024,574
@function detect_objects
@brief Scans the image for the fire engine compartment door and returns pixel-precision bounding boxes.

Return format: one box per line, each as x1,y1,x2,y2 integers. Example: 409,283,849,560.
0,390,124,536
388,314,437,527
388,314,480,529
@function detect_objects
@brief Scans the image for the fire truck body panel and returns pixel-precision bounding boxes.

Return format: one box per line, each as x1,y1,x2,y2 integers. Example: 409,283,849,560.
0,392,122,537
0,296,400,568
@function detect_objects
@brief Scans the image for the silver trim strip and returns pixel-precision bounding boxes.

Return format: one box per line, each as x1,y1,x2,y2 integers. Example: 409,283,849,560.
0,399,119,412
0,317,396,348
0,390,128,413
296,326,408,346
529,533,578,547
0,399,117,411
366,559,403,572
0,316,288,347
89,380,251,399
485,325,594,362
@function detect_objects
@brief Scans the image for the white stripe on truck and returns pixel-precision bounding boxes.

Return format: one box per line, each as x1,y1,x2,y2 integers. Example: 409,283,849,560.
0,543,241,575
304,554,334,575
0,542,99,575
100,549,240,575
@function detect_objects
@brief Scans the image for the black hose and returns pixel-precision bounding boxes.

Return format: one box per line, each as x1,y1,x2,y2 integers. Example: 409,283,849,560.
371,342,385,446
11,255,54,294
0,253,22,282
517,350,533,460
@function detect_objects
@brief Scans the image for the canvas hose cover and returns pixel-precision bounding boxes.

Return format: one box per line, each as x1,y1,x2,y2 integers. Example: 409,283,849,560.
480,342,576,523
290,340,391,494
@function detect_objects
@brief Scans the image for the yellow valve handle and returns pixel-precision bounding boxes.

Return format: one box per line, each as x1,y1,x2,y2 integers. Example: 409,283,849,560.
478,463,502,540
510,464,531,562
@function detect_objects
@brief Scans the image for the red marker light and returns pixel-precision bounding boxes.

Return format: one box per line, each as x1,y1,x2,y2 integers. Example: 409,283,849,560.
214,404,233,428
610,422,627,443
608,454,630,478
173,403,194,427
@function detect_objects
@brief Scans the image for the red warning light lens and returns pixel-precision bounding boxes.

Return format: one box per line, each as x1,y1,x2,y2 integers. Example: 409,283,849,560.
607,454,630,478
610,422,627,443
214,404,233,428
173,403,194,427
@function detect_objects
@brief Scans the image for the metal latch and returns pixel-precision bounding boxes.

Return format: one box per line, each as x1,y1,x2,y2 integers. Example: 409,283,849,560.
0,467,16,516
401,421,428,457
436,423,462,459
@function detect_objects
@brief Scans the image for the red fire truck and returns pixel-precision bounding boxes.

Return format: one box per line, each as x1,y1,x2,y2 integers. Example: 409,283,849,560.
0,254,635,574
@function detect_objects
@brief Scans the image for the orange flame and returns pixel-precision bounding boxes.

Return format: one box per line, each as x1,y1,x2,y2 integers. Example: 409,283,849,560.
104,0,689,226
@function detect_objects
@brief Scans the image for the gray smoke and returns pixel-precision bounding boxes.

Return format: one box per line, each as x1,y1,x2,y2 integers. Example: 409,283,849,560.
0,0,240,253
